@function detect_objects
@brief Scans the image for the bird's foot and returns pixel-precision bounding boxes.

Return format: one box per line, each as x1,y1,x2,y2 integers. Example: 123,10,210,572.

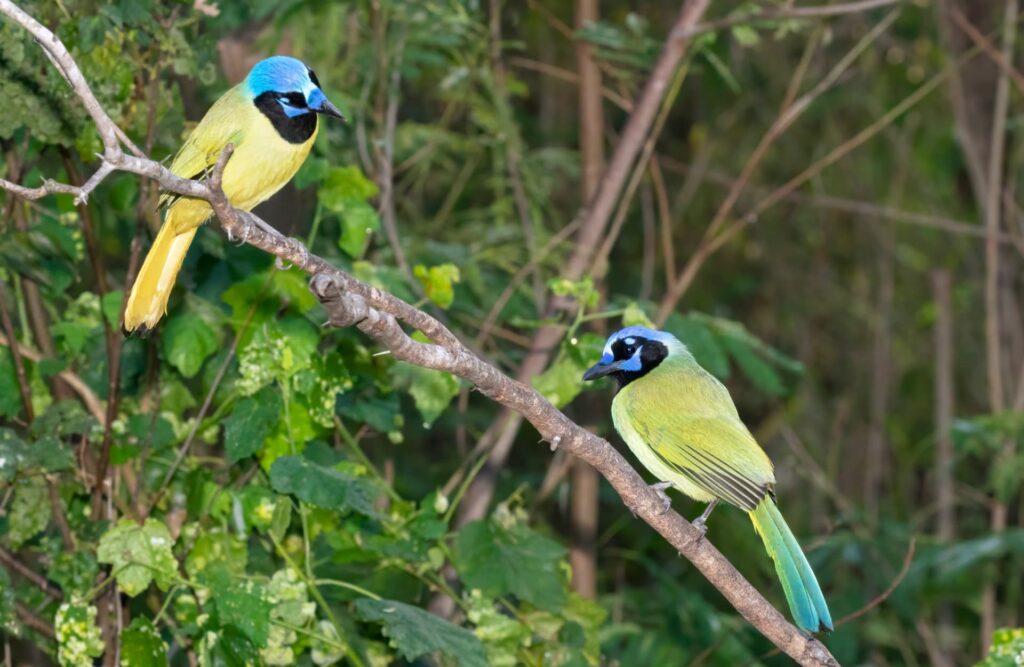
649,481,673,514
689,499,718,543
227,215,256,246
276,237,310,270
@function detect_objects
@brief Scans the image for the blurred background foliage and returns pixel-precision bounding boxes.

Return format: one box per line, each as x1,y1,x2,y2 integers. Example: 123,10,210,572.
0,0,1022,665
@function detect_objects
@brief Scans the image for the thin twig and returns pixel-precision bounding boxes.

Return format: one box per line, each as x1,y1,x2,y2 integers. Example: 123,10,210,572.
0,282,34,422
656,9,901,322
0,547,62,600
681,0,909,38
15,601,55,640
656,31,984,323
980,0,1017,648
145,293,260,517
950,8,1024,94
835,538,916,625
0,332,105,423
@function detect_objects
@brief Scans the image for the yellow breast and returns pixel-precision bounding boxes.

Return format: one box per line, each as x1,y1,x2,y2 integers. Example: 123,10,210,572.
220,106,317,211
167,98,317,233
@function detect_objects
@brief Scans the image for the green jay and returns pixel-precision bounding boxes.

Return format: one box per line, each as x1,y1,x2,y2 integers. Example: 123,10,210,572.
124,56,344,334
583,326,832,633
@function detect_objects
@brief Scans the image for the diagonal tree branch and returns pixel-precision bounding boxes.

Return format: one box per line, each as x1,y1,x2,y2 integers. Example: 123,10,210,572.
455,0,711,531
0,2,839,664
308,275,837,667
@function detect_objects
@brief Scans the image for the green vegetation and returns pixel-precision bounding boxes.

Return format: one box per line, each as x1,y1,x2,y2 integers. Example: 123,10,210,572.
1,0,1022,665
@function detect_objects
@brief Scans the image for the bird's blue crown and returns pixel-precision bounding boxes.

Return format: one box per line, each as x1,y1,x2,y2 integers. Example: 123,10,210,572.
245,56,317,97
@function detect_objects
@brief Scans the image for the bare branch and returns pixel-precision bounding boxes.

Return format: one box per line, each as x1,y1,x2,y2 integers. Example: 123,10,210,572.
950,8,1024,94
0,547,62,600
0,332,106,424
310,274,838,667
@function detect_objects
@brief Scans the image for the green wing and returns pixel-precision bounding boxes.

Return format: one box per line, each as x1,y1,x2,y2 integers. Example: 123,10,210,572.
620,363,775,511
159,87,247,209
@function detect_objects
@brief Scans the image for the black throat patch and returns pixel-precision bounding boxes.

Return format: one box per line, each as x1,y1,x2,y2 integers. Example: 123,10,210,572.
254,91,317,144
610,338,669,390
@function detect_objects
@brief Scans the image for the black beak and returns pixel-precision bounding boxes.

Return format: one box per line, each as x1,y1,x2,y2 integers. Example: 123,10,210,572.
313,98,346,122
583,360,621,381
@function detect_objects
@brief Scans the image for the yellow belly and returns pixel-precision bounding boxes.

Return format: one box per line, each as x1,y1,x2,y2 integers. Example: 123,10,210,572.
611,394,717,504
168,114,316,233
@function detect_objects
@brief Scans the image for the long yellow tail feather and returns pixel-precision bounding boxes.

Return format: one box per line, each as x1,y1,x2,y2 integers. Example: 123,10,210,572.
123,214,197,335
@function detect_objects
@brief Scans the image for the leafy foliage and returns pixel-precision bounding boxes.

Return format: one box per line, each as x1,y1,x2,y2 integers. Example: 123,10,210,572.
54,600,104,667
269,455,380,516
0,0,1017,666
354,598,488,667
456,509,568,611
975,628,1024,667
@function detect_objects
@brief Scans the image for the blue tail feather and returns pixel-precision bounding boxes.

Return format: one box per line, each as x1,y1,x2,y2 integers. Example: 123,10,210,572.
750,500,833,633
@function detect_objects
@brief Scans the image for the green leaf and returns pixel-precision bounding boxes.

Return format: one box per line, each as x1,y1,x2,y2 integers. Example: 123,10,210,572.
199,626,260,667
120,617,168,667
55,599,105,667
0,428,28,482
621,302,655,328
29,436,76,472
294,155,330,189
207,568,273,648
719,330,785,396
532,356,584,409
547,277,598,307
266,568,315,629
52,320,93,355
414,263,461,309
49,551,98,598
237,318,320,395
0,352,21,419
355,598,488,667
293,352,352,428
337,393,401,434
338,199,381,258
731,25,760,47
392,364,460,426
0,570,16,636
319,165,380,211
186,529,248,579
4,476,50,548
223,388,282,464
269,455,379,516
563,333,606,368
977,627,1024,667
269,496,292,542
455,517,567,611
101,290,124,330
162,314,220,378
96,518,177,597
30,400,97,439
669,313,729,379
702,48,740,93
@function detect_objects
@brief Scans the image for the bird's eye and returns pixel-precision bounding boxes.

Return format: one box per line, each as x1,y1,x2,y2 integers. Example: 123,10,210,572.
277,95,291,105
